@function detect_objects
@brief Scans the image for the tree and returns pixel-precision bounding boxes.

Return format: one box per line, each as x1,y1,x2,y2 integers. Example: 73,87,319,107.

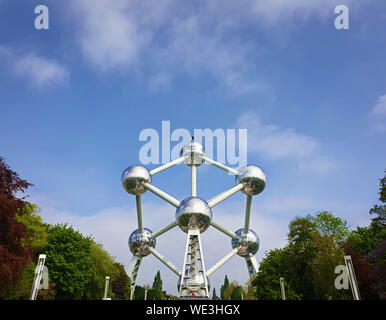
230,285,245,300
16,204,48,252
285,211,349,299
223,282,236,300
0,157,33,295
83,241,118,300
112,263,131,300
369,170,386,231
133,285,145,300
152,270,162,291
212,288,219,300
42,223,93,299
147,288,165,300
220,275,229,300
252,249,300,300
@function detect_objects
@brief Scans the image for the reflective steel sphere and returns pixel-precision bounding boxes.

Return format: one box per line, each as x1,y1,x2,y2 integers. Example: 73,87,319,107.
128,228,156,257
121,165,151,195
231,228,260,257
175,197,212,233
235,165,266,196
177,274,210,293
179,142,205,166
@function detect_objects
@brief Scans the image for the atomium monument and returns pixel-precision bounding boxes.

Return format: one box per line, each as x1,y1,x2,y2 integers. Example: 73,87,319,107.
123,140,266,299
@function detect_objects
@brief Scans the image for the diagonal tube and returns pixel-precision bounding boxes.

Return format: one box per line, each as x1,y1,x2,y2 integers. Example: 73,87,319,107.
206,248,239,277
208,183,244,208
150,221,177,239
203,156,239,175
148,247,182,276
210,220,238,239
143,183,180,207
150,157,185,175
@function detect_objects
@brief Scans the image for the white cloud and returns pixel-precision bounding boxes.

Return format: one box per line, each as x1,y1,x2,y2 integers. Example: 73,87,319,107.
236,111,336,173
236,111,319,159
372,94,386,116
66,0,369,94
13,54,69,87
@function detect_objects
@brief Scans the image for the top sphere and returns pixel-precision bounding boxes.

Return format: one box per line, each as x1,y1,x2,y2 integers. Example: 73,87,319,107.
175,196,212,233
179,142,205,166
121,165,151,195
235,165,266,195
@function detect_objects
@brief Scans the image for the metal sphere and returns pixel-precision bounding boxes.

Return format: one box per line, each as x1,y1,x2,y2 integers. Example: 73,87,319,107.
128,228,156,257
177,274,210,293
235,165,266,196
121,165,151,195
179,141,206,166
175,197,212,233
231,228,260,257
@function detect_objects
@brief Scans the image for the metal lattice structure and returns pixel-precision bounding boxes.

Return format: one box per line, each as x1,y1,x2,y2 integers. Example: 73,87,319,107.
123,140,266,299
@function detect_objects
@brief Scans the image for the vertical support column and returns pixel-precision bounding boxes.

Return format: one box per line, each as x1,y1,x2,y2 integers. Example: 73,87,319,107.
244,195,252,233
136,195,143,233
191,165,197,197
245,255,259,278
179,229,209,298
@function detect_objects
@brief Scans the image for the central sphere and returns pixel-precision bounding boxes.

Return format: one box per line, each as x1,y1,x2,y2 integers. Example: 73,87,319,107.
175,197,212,233
179,142,205,166
121,165,151,195
128,228,155,257
231,228,260,257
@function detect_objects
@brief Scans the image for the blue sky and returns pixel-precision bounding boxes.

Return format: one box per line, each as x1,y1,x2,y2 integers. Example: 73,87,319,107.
1,0,386,295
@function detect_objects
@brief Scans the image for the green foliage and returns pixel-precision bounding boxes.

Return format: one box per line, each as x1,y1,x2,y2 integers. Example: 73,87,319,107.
16,204,48,251
82,241,118,300
252,249,300,300
212,288,219,300
133,285,145,300
112,262,131,300
220,275,229,300
152,270,162,291
42,223,93,299
347,225,385,257
147,288,165,300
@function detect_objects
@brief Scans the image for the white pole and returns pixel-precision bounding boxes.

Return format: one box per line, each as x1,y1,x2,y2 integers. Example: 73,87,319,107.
136,195,143,233
143,183,180,207
150,157,185,175
280,277,286,300
30,254,46,300
203,156,238,175
244,195,252,233
208,183,244,208
344,255,361,300
191,165,197,197
148,247,182,276
144,290,147,300
103,276,110,300
206,248,239,277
